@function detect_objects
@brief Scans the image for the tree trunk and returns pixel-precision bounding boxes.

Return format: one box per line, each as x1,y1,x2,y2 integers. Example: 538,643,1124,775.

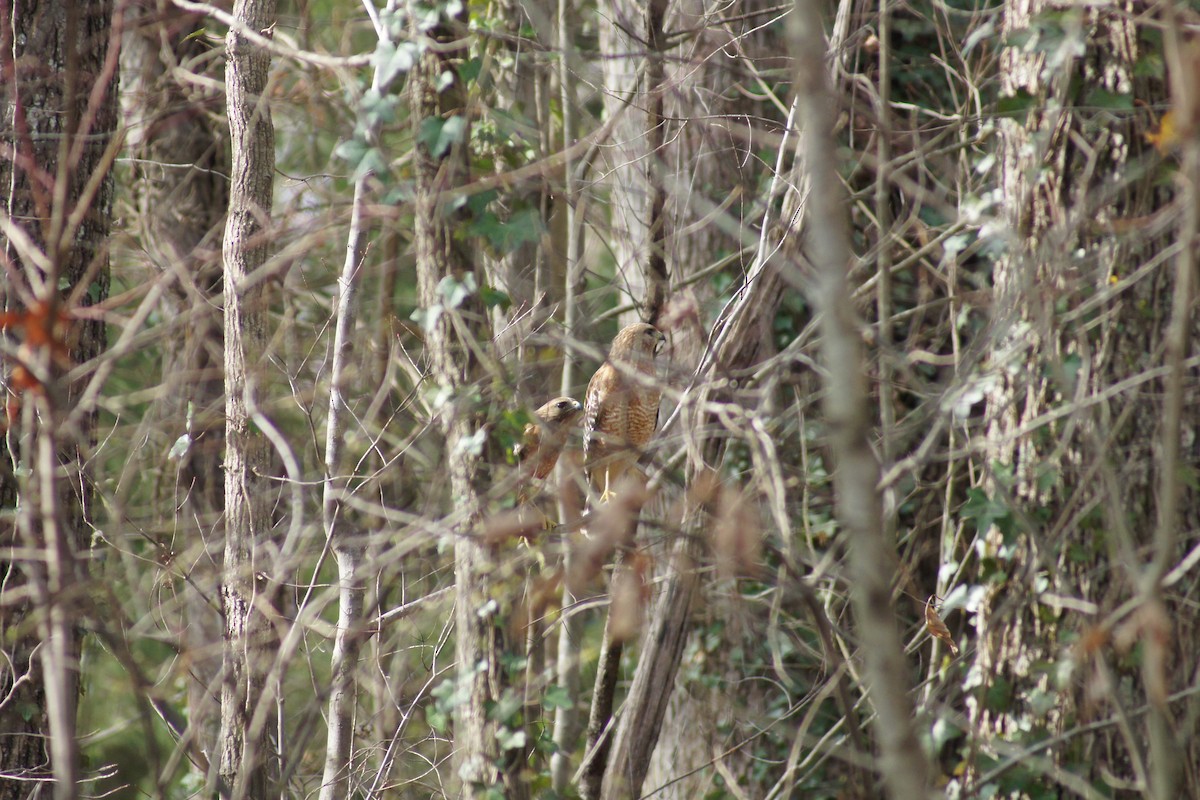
790,0,931,797
0,2,116,799
409,7,520,797
119,3,228,760
598,0,660,326
218,0,277,796
969,0,1194,794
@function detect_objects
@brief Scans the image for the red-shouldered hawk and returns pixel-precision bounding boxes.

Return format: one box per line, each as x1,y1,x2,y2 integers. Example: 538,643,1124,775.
584,322,666,500
516,395,585,481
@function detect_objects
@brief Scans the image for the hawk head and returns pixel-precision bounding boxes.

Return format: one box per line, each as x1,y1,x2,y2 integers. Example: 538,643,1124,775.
535,395,584,428
609,323,666,369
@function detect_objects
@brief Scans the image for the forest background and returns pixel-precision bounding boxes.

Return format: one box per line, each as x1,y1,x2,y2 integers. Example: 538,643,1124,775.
2,0,1199,798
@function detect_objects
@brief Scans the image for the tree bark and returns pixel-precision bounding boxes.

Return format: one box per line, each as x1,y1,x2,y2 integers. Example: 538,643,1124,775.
0,2,116,798
790,0,931,797
970,0,1193,794
119,3,228,759
409,7,518,797
598,0,658,326
218,0,277,796
318,9,408,794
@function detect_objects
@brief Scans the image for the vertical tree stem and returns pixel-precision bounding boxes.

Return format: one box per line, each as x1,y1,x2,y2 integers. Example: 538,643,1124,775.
552,0,584,789
790,0,931,797
219,0,278,795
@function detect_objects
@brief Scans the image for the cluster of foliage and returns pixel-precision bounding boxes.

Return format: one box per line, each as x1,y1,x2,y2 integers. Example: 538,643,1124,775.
3,0,1199,797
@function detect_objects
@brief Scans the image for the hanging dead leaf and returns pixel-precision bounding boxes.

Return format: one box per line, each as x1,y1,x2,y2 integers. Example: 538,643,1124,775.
1077,624,1110,657
925,595,959,656
0,298,76,426
480,507,544,547
566,479,648,594
713,483,763,580
608,550,651,644
509,569,563,643
1146,110,1181,155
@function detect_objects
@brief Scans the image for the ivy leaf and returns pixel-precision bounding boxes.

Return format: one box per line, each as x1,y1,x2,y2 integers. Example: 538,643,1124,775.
333,137,387,179
359,89,398,128
167,433,192,461
372,40,420,88
460,56,483,83
996,89,1038,124
1084,88,1132,111
453,427,487,458
406,0,441,31
409,304,443,333
437,272,477,309
961,488,1014,539
425,705,449,733
470,208,544,252
496,726,526,751
418,115,467,157
465,189,499,216
480,285,511,311
542,684,572,710
436,115,467,155
488,690,523,723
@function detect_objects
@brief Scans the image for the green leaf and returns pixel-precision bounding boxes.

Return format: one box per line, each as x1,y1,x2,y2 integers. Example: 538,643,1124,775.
167,433,192,461
1134,52,1164,80
1084,88,1132,111
411,1,440,31
382,181,415,205
453,427,487,458
488,690,523,723
460,57,483,83
333,137,387,179
480,285,511,311
470,208,545,252
437,115,467,155
425,705,449,733
372,40,419,88
409,304,443,333
465,189,499,216
996,89,1038,123
436,272,477,308
501,208,544,248
1004,27,1035,49
496,726,526,751
984,676,1013,713
418,117,445,153
961,487,1014,539
543,684,573,710
418,115,467,157
359,89,399,128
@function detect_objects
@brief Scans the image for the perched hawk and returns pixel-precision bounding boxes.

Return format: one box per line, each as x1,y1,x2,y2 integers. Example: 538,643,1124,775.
584,322,667,500
516,396,585,481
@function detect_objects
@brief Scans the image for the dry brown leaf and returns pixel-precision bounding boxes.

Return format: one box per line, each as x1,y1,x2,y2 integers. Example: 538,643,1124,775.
713,484,763,579
567,478,649,594
687,467,722,509
480,507,544,547
925,595,959,656
608,552,651,643
510,569,564,643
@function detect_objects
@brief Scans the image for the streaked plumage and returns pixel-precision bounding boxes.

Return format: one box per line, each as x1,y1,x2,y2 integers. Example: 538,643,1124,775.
517,396,584,481
583,323,666,499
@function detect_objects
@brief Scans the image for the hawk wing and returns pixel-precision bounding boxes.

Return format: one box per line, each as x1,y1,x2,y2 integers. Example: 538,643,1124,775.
584,362,628,479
